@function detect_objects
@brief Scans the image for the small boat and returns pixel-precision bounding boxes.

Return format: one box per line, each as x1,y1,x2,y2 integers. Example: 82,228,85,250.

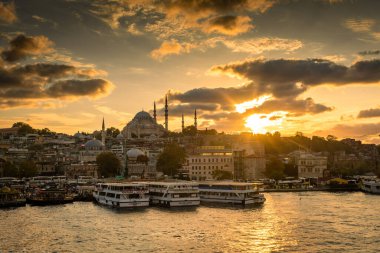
93,183,150,208
147,181,200,207
27,188,74,206
361,180,380,194
73,185,96,202
0,186,26,208
198,181,266,206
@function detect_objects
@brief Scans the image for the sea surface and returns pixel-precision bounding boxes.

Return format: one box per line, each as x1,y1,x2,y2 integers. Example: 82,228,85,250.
1,192,379,253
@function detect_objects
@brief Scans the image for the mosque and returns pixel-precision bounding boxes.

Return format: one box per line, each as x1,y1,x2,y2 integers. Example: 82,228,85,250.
121,96,198,139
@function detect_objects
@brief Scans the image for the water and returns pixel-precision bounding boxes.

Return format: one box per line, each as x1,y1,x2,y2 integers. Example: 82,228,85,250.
1,192,379,253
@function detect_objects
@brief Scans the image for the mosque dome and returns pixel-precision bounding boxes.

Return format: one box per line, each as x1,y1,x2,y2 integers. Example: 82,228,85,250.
74,131,85,139
126,148,145,159
84,139,104,149
116,133,124,139
132,111,155,124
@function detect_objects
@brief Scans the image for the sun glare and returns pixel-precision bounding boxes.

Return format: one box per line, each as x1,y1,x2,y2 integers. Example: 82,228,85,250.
235,95,272,113
244,111,287,134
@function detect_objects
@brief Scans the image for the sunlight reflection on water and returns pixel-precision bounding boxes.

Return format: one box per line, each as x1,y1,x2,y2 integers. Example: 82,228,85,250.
1,192,379,253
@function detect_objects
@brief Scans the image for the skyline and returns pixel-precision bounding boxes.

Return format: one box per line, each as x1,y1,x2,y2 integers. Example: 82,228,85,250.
1,0,380,143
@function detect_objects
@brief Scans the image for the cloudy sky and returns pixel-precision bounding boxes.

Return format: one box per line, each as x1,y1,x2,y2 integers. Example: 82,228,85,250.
1,0,380,143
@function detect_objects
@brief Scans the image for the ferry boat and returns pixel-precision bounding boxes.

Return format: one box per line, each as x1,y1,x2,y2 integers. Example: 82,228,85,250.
27,188,74,206
198,181,266,206
147,182,200,207
0,186,26,208
361,180,380,194
93,183,149,208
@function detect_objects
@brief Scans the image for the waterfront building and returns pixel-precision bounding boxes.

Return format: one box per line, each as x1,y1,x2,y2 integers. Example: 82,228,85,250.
126,148,157,178
184,146,234,181
294,152,327,178
232,141,266,180
65,163,98,179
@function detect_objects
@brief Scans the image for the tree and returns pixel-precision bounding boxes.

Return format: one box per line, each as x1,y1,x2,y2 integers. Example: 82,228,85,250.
183,126,197,136
3,161,18,177
96,152,121,178
156,143,186,176
326,135,337,141
265,156,285,180
19,161,38,178
212,170,233,180
106,127,120,138
37,128,55,136
198,128,218,135
12,122,35,135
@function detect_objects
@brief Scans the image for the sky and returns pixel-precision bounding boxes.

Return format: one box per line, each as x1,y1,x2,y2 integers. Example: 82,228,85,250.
1,0,380,143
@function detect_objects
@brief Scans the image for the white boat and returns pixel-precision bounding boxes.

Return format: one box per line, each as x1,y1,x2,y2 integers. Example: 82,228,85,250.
361,180,380,194
93,183,149,208
147,182,200,207
198,181,266,205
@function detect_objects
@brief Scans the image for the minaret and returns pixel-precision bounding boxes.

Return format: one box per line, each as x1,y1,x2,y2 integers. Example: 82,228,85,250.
181,113,185,133
101,117,106,148
194,109,197,131
165,95,168,131
153,101,157,123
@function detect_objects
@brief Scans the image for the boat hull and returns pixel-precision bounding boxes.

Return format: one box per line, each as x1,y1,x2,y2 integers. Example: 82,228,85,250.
94,195,149,208
150,197,200,207
27,198,74,206
0,199,26,208
200,196,265,205
361,182,380,194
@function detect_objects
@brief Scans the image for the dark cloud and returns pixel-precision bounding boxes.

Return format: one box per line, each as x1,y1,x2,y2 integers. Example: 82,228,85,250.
159,0,273,17
314,122,380,139
0,1,17,24
169,84,256,105
0,64,113,99
357,108,380,118
1,34,53,62
246,98,333,116
89,0,273,36
155,103,219,117
212,58,380,98
358,50,380,56
0,100,31,109
46,79,111,97
14,63,75,79
203,15,253,35
0,34,113,108
166,57,380,120
0,67,23,88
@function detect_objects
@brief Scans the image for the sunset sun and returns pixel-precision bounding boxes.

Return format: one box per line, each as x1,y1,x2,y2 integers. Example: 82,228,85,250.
244,111,287,134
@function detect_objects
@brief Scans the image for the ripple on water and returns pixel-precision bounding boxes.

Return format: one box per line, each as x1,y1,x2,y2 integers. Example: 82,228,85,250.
1,192,380,252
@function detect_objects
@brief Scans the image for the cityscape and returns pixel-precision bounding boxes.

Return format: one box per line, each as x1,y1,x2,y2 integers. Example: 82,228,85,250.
1,0,380,252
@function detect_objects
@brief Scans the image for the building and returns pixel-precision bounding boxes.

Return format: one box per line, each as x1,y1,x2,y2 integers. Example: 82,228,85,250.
0,127,19,139
233,150,266,180
232,141,266,180
295,152,327,178
126,148,157,178
65,163,98,179
79,139,105,162
122,111,166,139
184,146,234,181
